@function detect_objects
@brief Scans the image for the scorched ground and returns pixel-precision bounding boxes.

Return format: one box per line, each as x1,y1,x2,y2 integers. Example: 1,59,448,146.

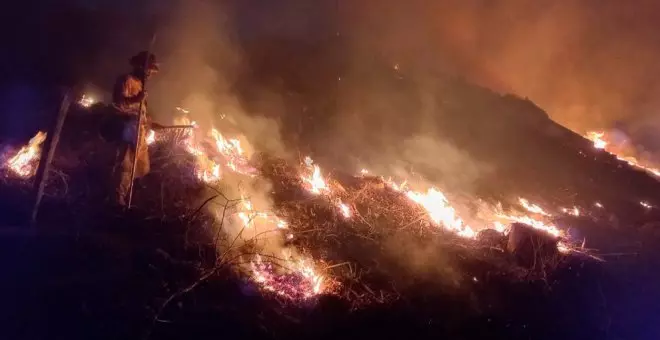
1,90,660,339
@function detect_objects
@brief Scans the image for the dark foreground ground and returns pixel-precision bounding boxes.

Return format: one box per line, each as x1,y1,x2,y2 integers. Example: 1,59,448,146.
0,203,656,340
0,204,618,340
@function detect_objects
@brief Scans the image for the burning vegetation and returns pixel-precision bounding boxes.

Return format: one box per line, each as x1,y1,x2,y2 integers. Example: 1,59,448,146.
4,131,47,178
1,102,606,305
585,130,660,177
4,79,660,339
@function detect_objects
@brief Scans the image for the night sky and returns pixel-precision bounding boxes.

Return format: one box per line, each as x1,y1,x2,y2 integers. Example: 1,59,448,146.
4,0,660,140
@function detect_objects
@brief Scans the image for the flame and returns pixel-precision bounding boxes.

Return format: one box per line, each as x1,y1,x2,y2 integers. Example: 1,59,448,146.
171,115,331,300
616,154,660,177
78,94,96,108
336,200,352,219
300,158,353,219
406,188,476,238
377,176,569,243
496,213,562,238
173,117,223,182
561,206,581,217
250,254,328,300
640,201,653,209
1,110,331,302
492,221,507,233
197,163,222,183
586,131,607,149
6,131,47,177
585,130,660,178
301,157,328,195
146,129,156,145
186,141,223,183
175,117,254,179
232,194,289,234
210,129,254,175
3,106,593,300
175,107,190,114
236,196,262,228
518,198,551,216
557,242,571,253
380,177,475,238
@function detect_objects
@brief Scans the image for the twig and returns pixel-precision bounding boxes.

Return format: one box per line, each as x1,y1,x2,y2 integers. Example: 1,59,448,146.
188,194,219,224
324,261,351,270
145,266,223,339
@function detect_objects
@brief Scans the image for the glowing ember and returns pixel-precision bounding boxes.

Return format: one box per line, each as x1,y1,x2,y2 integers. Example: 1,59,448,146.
384,177,408,192
6,131,47,177
166,116,331,301
277,219,288,229
238,211,251,228
236,197,261,228
146,129,156,145
336,200,352,219
586,131,607,149
594,202,604,209
561,206,581,217
640,201,653,209
175,107,190,114
518,198,551,216
232,195,289,232
197,163,222,183
78,94,96,108
496,213,562,238
557,242,571,253
250,254,327,300
301,157,328,195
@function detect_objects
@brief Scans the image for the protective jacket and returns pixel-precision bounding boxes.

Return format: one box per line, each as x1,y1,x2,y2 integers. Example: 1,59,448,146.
110,73,150,206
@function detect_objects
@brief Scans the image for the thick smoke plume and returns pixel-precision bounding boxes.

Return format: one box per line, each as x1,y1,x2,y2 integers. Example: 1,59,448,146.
146,1,291,257
342,0,660,143
151,1,288,156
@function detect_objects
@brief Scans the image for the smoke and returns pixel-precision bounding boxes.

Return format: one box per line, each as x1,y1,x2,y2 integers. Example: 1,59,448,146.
316,46,494,198
146,1,494,286
144,0,293,259
152,1,291,158
341,0,660,139
43,0,660,280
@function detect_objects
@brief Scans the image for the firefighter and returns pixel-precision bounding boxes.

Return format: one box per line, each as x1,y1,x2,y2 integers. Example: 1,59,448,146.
110,51,160,207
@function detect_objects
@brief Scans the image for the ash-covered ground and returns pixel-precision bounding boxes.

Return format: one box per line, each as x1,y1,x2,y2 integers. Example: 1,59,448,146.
2,58,660,340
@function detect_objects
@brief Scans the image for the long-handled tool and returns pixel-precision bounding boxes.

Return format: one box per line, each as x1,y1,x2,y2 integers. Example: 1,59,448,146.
127,34,157,209
152,124,196,131
30,89,72,227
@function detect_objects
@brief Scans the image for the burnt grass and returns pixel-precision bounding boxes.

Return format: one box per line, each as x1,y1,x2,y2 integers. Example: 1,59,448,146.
3,65,660,340
0,121,658,340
